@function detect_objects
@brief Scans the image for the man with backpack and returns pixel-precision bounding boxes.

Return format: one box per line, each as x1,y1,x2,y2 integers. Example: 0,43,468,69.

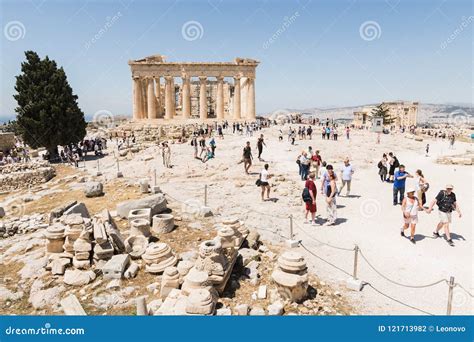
427,184,462,247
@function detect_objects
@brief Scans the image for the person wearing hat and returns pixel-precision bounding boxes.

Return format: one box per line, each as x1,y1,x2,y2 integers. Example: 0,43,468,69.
400,186,424,244
427,184,462,247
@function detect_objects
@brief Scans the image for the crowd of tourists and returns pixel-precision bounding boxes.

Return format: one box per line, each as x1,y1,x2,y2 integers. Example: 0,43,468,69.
248,123,464,248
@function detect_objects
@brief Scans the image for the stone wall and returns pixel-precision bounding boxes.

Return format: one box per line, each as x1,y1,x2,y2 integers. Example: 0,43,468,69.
0,162,56,191
0,132,15,152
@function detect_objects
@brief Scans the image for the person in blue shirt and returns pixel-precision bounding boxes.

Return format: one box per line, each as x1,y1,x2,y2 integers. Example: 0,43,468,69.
393,164,413,205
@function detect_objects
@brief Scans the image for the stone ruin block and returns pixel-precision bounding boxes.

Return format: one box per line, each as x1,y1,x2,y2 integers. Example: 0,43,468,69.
151,214,174,234
271,251,308,303
160,266,180,299
142,242,178,274
129,218,151,237
116,194,167,219
102,254,130,279
128,208,151,224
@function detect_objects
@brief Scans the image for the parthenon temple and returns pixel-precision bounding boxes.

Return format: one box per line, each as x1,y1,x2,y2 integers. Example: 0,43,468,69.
129,55,259,121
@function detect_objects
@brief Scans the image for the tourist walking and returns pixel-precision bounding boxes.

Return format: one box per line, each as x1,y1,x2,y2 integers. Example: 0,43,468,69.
388,152,399,182
377,154,388,182
303,172,317,224
243,141,253,174
321,164,334,196
199,135,206,158
307,126,313,140
338,158,354,196
400,187,424,244
299,151,310,181
325,171,338,225
209,137,216,156
319,161,327,181
393,164,412,205
257,134,266,161
415,169,428,206
191,135,198,159
311,150,322,178
427,184,462,247
258,163,272,201
161,142,171,168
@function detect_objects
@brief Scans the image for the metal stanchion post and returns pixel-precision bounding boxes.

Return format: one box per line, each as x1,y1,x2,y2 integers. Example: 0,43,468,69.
96,159,102,176
447,276,455,315
285,214,298,248
116,158,123,178
289,214,294,240
353,245,359,280
346,244,363,291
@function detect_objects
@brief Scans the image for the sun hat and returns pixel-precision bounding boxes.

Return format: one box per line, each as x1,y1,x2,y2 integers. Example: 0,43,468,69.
446,184,454,189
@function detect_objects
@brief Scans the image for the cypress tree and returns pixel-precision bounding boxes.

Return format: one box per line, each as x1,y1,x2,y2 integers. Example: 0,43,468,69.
14,51,87,157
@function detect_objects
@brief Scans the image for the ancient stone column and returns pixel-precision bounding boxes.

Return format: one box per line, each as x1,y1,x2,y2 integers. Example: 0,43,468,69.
233,76,241,120
182,75,191,119
141,78,148,119
165,76,175,120
199,76,208,120
154,77,162,118
247,77,256,120
132,77,143,120
147,77,157,119
241,77,248,119
216,76,224,120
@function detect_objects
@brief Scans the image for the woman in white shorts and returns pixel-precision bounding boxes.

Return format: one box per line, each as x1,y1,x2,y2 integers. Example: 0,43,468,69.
400,187,424,244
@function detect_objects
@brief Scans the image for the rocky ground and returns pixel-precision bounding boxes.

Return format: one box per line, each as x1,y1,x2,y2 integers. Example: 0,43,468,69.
0,160,352,316
1,121,472,316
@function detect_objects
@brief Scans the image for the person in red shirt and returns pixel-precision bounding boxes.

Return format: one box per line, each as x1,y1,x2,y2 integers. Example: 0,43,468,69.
311,150,322,179
304,172,317,224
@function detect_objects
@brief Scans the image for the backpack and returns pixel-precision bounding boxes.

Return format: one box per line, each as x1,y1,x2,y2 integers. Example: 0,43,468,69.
437,191,455,212
302,187,312,202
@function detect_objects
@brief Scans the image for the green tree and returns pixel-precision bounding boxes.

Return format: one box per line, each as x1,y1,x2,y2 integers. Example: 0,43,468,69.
13,51,86,157
371,103,395,125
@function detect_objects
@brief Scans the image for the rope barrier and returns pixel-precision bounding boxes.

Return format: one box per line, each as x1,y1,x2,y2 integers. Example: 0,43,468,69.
364,283,436,316
299,242,353,277
293,221,355,251
358,250,448,289
454,283,474,298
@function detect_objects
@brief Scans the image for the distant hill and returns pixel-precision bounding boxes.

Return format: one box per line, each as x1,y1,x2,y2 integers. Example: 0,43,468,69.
263,103,473,124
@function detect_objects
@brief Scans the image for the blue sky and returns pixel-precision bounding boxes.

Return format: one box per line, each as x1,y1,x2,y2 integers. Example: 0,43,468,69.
1,0,472,121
